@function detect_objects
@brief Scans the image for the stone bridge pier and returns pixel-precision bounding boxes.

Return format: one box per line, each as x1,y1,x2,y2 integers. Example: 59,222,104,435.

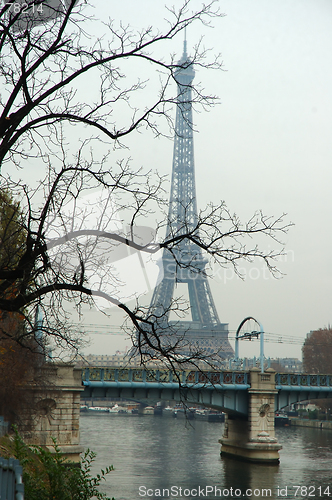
21,363,83,462
219,367,282,463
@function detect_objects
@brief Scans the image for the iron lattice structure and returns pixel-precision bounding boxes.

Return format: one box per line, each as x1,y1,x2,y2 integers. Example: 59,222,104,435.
147,42,234,360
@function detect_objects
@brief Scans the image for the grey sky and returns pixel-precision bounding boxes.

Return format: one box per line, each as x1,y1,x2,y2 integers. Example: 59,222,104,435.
79,0,332,360
6,0,331,360
77,0,331,360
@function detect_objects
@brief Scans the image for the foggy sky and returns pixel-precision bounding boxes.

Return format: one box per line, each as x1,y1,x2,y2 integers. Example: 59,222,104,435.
6,0,331,360
81,0,332,360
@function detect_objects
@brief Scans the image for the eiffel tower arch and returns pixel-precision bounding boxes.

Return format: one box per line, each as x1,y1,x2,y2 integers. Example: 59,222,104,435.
147,41,234,361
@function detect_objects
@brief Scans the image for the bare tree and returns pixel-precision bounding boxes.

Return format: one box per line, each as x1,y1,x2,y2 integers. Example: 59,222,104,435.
302,328,332,415
0,159,290,366
0,0,221,170
0,0,292,368
302,328,332,375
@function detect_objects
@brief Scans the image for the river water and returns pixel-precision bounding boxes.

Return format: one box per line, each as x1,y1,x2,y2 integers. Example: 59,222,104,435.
80,413,332,500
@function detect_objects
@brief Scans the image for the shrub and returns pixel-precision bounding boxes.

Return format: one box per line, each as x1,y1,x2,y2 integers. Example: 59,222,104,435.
11,429,114,500
308,409,318,420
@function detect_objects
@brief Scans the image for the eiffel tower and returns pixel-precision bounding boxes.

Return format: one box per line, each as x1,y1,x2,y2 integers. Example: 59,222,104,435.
147,41,234,360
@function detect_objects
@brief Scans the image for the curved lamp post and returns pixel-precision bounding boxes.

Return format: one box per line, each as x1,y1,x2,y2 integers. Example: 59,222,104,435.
235,317,265,373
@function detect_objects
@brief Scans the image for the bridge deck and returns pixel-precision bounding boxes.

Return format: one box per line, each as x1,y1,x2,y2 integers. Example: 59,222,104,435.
81,368,332,415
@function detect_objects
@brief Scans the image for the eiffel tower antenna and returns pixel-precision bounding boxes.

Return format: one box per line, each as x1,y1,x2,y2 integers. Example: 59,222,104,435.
147,42,234,361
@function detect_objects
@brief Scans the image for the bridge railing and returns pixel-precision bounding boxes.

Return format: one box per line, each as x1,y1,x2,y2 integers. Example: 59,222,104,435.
82,368,332,390
82,367,251,387
0,457,24,500
276,373,332,388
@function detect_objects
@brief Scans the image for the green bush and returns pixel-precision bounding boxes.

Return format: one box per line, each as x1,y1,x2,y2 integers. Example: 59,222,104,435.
11,429,114,500
308,409,318,420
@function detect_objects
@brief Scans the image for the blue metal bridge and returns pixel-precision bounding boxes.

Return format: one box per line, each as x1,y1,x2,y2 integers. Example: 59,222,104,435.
81,367,332,416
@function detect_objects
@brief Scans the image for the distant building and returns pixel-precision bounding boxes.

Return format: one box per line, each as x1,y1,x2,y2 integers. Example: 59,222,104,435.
76,353,133,367
270,357,302,372
77,353,302,372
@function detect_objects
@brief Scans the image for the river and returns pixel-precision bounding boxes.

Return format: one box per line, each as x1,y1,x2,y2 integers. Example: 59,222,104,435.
80,413,332,500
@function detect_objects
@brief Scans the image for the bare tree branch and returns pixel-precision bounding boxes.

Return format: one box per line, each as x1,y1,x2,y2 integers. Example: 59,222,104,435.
0,157,291,364
0,1,292,372
0,0,222,168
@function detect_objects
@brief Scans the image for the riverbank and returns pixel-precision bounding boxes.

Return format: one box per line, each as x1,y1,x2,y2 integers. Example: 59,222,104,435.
290,418,332,430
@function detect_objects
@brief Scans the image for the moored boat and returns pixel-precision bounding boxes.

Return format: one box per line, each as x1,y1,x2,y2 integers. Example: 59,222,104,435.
195,409,225,422
142,406,154,415
173,407,195,420
275,412,290,426
85,406,110,413
162,406,174,417
154,405,163,416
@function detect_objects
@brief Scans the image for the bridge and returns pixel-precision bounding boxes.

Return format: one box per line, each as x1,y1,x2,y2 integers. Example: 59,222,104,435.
81,366,332,464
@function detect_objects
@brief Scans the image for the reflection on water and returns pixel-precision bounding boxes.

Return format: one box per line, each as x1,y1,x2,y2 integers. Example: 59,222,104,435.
80,414,332,500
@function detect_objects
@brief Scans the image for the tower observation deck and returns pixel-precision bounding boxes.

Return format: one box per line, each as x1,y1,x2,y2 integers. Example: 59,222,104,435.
147,42,234,360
